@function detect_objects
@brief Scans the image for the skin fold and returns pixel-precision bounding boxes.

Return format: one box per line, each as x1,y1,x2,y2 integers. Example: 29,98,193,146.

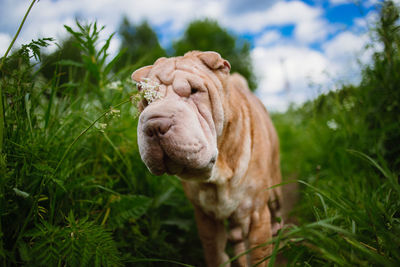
132,51,282,267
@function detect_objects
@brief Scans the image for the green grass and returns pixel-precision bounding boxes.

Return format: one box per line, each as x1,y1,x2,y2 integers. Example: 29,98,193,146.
0,8,201,266
269,2,400,265
0,1,399,266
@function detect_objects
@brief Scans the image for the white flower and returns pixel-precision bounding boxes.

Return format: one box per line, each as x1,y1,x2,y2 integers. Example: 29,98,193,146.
96,122,108,132
138,78,162,104
108,81,122,90
343,98,355,111
327,119,339,130
106,107,121,118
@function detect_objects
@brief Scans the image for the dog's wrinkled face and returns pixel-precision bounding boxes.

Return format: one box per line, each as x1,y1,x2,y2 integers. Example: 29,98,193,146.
132,51,230,180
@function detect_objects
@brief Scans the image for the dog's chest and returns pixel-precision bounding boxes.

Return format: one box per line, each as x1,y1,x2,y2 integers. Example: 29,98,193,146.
186,181,247,220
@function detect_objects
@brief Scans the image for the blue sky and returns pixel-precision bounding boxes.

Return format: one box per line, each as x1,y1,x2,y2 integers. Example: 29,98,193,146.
0,0,395,111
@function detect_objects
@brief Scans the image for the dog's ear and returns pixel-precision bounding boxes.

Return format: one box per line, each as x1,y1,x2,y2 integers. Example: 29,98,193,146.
131,65,153,84
198,51,231,74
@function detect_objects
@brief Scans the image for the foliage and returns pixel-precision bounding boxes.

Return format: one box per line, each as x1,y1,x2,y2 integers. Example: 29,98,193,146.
114,18,166,76
268,1,400,265
40,37,84,86
24,211,121,266
173,19,257,90
63,21,125,104
361,0,400,173
0,18,198,266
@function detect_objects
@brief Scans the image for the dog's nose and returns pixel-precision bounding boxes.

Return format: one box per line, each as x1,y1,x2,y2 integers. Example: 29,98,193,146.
145,117,173,137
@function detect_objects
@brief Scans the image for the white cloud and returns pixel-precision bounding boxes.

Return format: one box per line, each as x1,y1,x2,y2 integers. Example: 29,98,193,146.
227,0,279,14
226,1,321,30
225,1,331,44
255,30,281,46
323,31,368,61
322,31,371,83
262,1,322,26
329,0,351,6
1,0,331,54
353,10,379,31
252,28,373,111
0,33,12,57
251,45,331,111
0,0,228,56
252,45,329,92
363,0,380,8
254,93,295,113
294,18,331,44
0,0,378,112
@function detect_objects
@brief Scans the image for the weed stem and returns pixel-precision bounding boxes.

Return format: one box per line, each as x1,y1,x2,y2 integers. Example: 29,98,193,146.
0,0,37,67
53,98,131,174
0,0,37,153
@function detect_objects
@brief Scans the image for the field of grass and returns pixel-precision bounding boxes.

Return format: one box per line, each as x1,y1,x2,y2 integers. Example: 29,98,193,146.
0,1,399,266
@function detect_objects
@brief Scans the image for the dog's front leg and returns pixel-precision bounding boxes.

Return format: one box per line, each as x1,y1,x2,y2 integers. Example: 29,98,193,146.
193,205,230,267
248,205,272,266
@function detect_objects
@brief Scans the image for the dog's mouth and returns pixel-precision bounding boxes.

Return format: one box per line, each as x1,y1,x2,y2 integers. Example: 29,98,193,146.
138,106,218,179
164,154,184,175
163,151,218,181
150,145,217,180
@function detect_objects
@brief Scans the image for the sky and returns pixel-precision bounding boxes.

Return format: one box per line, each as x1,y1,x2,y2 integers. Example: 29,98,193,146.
0,0,396,111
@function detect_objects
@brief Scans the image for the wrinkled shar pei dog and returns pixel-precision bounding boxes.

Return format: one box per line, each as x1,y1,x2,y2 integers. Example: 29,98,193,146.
132,51,282,267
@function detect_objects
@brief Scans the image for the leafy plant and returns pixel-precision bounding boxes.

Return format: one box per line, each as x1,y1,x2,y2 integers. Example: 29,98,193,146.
0,4,192,265
114,18,166,75
267,1,400,265
24,211,121,266
63,21,125,106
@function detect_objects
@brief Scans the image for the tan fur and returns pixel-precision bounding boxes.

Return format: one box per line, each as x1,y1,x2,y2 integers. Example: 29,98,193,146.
132,51,282,267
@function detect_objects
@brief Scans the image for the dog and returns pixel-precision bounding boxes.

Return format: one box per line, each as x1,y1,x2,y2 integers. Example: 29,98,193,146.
132,51,282,267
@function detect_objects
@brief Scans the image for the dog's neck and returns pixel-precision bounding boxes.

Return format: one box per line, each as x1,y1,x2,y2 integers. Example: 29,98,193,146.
181,75,255,219
210,75,253,185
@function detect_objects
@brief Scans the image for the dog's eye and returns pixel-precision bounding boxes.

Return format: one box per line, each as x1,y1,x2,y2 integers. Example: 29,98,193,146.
191,88,199,95
140,99,148,109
